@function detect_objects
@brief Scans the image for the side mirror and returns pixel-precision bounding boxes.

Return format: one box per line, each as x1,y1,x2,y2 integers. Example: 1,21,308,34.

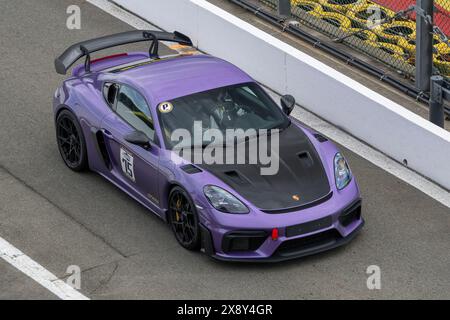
124,130,151,149
280,95,295,116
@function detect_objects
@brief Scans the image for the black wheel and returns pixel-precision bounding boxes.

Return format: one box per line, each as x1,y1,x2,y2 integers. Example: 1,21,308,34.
168,187,201,250
56,109,88,172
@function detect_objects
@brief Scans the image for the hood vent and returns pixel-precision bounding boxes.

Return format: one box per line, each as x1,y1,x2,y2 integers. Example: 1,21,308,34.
298,151,313,168
196,124,331,211
223,170,249,185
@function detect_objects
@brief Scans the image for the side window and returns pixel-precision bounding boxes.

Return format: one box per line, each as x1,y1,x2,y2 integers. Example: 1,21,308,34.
116,85,155,141
103,83,119,107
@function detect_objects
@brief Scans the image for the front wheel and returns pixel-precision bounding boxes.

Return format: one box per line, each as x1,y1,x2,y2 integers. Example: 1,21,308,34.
168,187,201,250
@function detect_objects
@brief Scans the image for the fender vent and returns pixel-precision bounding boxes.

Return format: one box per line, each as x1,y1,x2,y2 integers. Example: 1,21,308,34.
180,164,202,174
96,131,112,170
314,133,328,143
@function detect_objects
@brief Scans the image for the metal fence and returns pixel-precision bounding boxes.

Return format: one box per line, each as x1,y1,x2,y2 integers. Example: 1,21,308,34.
238,0,450,125
433,1,450,77
259,0,450,80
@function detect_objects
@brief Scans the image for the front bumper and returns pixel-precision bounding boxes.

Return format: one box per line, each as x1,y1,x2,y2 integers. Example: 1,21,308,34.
202,220,364,262
200,198,364,262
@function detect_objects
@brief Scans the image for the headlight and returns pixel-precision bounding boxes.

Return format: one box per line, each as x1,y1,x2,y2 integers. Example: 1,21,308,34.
203,185,249,214
334,152,351,190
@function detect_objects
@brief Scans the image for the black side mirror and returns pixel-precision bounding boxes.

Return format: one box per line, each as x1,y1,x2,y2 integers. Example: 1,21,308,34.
124,130,151,149
280,95,295,116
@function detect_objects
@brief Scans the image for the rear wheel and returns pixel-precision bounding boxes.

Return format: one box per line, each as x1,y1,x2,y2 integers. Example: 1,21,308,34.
56,109,88,171
168,187,201,250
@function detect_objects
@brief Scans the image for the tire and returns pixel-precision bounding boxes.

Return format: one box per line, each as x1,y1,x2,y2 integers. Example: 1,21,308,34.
55,109,88,172
168,186,201,251
318,0,367,13
292,0,324,16
346,3,395,26
373,20,416,43
310,12,352,31
374,42,406,62
434,54,450,77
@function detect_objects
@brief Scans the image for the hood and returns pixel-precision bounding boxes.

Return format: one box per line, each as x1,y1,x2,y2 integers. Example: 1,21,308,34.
196,123,331,212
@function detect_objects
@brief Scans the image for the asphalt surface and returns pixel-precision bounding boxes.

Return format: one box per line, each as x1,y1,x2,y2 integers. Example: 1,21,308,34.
0,0,449,299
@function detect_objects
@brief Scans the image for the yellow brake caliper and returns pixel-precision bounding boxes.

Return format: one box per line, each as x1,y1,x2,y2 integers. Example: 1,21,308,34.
175,198,182,221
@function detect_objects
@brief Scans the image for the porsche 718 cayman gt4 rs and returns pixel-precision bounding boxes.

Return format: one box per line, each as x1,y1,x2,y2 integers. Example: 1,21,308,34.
53,30,363,262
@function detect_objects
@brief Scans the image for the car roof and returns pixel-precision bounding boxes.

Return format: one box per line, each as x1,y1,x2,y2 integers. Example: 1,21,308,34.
110,54,254,106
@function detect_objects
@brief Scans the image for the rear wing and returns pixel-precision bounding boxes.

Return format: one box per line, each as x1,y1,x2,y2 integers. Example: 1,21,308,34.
54,30,192,75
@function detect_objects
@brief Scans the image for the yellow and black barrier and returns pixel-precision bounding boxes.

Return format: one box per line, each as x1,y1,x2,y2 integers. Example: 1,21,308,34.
262,0,450,76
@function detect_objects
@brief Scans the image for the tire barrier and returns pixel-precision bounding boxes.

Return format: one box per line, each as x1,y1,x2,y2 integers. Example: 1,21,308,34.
373,42,406,60
273,0,449,77
434,54,450,76
310,11,352,30
373,20,416,43
292,0,324,15
346,3,395,27
398,36,446,55
434,42,450,55
317,0,367,13
346,28,378,43
306,9,412,68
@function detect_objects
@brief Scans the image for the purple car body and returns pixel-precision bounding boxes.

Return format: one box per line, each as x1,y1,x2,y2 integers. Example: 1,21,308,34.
54,31,363,262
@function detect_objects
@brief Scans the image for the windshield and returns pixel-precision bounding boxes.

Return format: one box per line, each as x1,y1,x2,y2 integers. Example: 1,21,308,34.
158,82,289,149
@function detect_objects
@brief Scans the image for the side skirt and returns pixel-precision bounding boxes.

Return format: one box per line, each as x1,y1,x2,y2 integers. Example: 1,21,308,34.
95,170,167,222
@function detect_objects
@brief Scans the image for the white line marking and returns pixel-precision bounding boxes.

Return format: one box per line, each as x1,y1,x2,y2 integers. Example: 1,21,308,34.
0,237,89,300
88,0,450,208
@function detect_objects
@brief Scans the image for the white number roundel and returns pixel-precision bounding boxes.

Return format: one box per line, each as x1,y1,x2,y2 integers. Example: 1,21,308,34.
158,102,173,113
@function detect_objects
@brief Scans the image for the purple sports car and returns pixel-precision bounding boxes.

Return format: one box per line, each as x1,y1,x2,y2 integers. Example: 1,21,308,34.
53,31,363,262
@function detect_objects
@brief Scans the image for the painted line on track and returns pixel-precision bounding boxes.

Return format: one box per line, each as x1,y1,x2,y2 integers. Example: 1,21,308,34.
0,0,163,301
0,237,89,300
88,0,450,208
